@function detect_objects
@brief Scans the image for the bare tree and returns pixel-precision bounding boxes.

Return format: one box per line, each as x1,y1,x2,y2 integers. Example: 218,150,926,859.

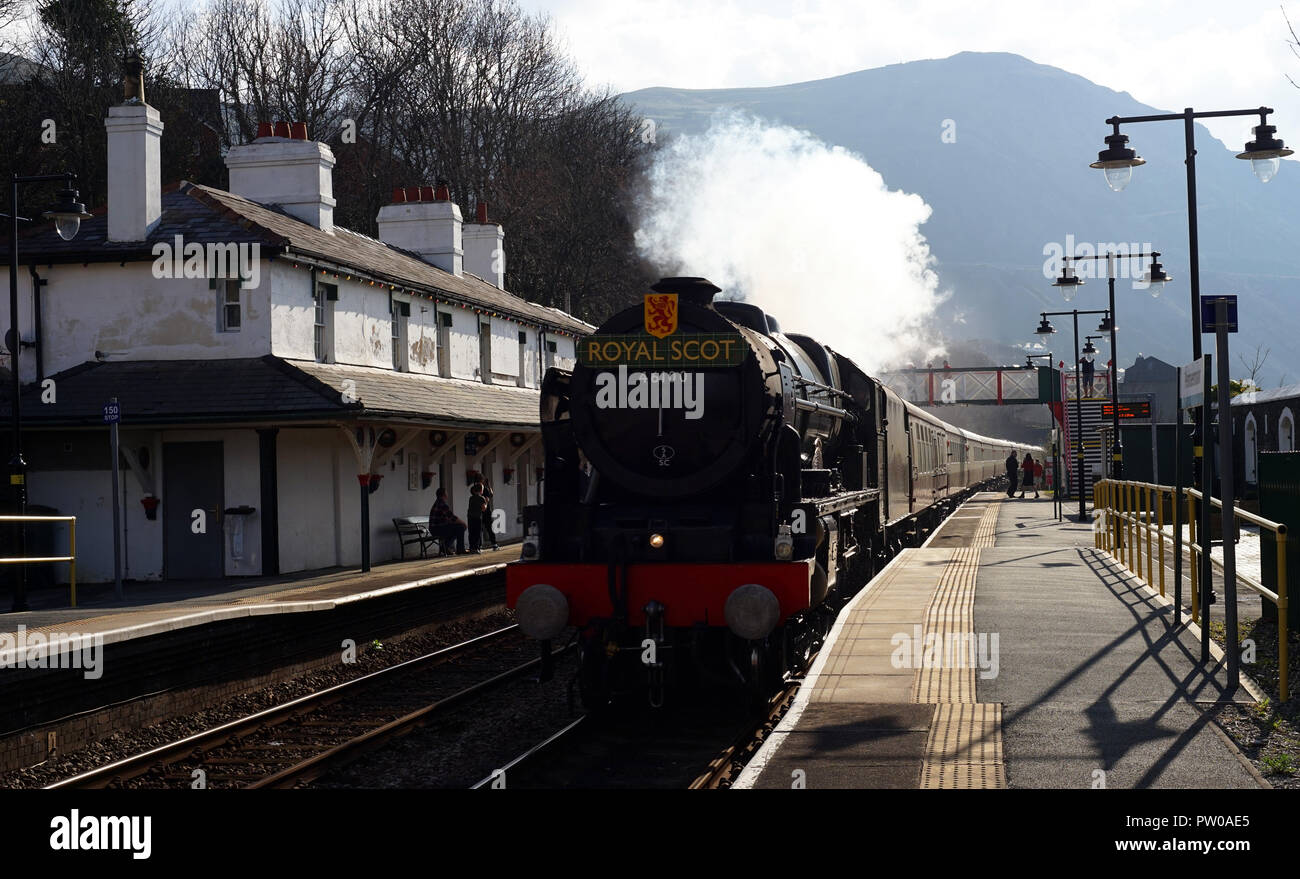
1239,343,1270,385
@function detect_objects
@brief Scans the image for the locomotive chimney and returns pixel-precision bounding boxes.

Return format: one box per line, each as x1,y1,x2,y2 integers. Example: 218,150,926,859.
652,277,720,306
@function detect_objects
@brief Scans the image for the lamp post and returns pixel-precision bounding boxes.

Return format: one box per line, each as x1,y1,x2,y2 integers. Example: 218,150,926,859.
1026,352,1060,519
6,173,91,611
1090,108,1281,638
1036,309,1109,521
1050,251,1170,479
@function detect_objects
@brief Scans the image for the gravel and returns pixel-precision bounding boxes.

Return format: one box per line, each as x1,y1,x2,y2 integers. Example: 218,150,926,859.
1,610,518,789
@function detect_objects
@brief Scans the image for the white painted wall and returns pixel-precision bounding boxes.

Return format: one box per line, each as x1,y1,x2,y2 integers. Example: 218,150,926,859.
491,317,518,377
269,260,316,361
448,306,481,381
10,261,272,381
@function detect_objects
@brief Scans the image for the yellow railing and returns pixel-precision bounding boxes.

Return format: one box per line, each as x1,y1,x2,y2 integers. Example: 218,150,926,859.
1093,479,1288,702
0,515,78,607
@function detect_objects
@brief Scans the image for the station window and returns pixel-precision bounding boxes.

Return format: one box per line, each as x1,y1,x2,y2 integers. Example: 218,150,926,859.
437,311,452,377
217,280,241,332
315,282,337,363
391,299,409,371
518,330,528,387
479,319,493,385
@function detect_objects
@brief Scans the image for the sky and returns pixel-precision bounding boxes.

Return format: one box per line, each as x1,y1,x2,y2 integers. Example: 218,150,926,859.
521,0,1300,149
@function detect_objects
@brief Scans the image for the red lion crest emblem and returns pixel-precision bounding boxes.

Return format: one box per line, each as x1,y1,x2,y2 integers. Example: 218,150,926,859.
644,293,678,339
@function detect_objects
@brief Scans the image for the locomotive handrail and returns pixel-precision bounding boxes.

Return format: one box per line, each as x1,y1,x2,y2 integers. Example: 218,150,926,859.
1093,478,1288,702
791,374,850,397
793,398,849,418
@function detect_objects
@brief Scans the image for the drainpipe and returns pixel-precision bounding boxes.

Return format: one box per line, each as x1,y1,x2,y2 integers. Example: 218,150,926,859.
29,266,46,382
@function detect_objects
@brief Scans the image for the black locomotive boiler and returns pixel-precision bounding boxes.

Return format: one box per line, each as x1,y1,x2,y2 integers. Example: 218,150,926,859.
507,277,1037,707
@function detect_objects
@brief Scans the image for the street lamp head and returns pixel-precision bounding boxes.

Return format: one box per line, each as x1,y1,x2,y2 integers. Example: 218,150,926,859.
42,188,92,241
1090,130,1145,192
1236,114,1293,183
1051,263,1084,301
1135,255,1173,298
1034,314,1055,335
1097,313,1116,333
1082,339,1098,356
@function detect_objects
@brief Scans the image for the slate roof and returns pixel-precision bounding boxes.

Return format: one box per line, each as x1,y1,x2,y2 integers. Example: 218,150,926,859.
3,181,593,336
1230,382,1300,407
8,356,541,431
288,360,541,430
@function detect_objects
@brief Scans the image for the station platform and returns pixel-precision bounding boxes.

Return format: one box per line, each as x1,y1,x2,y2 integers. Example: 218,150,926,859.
735,493,1265,790
0,545,515,655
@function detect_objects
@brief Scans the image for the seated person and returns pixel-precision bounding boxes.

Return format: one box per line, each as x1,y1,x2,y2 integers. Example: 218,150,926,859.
429,487,467,555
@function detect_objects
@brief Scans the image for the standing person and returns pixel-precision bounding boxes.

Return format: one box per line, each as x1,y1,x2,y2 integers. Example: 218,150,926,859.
429,488,467,555
1019,453,1036,499
1005,451,1019,498
466,482,488,553
1032,459,1044,499
482,477,500,550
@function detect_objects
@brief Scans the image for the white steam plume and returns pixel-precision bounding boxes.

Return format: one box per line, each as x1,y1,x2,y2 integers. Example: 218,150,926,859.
634,113,946,372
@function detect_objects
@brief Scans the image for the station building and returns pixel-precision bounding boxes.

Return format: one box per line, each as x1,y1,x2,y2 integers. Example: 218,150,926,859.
1,92,590,584
1230,383,1300,495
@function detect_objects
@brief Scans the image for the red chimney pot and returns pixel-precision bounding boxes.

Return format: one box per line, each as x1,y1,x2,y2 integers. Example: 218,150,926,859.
256,121,273,139
273,121,291,138
391,187,407,203
476,202,488,223
291,121,308,140
420,185,436,202
434,183,450,201
404,186,421,202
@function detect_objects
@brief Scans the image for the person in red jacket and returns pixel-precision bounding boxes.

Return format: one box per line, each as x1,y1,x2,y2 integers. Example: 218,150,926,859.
1019,453,1039,499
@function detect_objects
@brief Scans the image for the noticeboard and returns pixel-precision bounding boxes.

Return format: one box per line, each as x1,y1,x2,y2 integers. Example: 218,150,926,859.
1179,356,1209,410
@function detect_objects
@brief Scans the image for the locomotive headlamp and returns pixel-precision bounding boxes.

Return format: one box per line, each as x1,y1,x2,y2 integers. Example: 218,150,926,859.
649,533,665,549
516,584,568,640
774,524,794,561
724,584,780,641
522,522,540,559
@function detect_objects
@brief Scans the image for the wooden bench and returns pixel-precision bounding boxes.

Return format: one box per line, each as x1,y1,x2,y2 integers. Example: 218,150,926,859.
393,516,440,560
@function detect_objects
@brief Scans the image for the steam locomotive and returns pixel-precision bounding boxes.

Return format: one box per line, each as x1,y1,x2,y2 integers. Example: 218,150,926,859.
507,277,1038,707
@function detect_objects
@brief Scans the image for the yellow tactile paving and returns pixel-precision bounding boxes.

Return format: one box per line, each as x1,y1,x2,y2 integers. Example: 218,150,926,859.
920,703,1007,789
971,499,1002,548
912,548,977,704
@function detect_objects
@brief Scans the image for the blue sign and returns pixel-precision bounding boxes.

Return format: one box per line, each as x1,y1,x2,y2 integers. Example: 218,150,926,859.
103,401,121,424
1200,295,1238,333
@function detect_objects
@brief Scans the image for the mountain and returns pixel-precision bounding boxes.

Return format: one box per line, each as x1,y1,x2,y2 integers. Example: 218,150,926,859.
622,52,1300,387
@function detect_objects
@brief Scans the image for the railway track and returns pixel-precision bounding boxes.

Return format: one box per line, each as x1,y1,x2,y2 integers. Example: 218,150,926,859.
47,625,568,790
471,668,808,790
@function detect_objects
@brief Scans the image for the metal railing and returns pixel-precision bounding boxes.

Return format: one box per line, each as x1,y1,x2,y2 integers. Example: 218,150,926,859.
0,515,78,607
1092,479,1288,701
